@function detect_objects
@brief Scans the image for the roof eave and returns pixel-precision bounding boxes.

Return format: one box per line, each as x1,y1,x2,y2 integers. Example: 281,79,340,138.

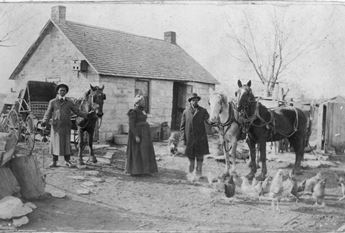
99,73,218,85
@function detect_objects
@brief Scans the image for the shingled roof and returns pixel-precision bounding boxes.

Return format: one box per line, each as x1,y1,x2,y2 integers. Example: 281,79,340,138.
10,19,218,84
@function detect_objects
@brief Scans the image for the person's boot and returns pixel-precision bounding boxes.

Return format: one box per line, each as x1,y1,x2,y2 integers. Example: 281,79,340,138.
49,160,57,168
196,161,203,180
187,158,195,182
65,160,76,168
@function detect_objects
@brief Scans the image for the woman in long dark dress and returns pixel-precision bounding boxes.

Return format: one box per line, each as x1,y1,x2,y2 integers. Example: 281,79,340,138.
126,95,158,175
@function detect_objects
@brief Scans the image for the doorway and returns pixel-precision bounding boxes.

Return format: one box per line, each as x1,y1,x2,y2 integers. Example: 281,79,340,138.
321,105,327,150
171,82,192,130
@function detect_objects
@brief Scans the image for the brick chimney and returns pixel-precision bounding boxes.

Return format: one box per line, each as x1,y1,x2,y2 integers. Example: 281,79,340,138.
164,31,176,44
51,6,66,23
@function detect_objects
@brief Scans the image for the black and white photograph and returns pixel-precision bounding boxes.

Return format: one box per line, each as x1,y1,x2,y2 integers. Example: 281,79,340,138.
1,0,345,232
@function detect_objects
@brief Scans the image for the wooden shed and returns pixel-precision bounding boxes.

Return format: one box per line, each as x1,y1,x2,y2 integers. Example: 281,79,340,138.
317,96,345,154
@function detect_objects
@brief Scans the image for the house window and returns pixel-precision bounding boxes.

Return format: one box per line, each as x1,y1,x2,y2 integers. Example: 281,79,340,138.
135,80,150,113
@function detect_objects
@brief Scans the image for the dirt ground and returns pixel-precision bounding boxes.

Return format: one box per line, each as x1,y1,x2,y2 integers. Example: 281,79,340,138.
19,136,345,232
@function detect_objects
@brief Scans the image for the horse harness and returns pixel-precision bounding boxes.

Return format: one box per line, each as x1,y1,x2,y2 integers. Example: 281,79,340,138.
240,101,300,138
208,101,240,153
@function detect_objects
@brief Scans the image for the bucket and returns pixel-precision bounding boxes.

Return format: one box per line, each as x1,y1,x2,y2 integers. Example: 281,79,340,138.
161,122,170,140
149,123,161,142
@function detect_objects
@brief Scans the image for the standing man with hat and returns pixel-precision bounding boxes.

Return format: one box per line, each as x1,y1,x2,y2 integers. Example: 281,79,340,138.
42,83,91,168
180,93,210,181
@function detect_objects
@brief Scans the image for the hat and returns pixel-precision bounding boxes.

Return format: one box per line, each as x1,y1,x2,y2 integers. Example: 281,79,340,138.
188,93,201,102
55,83,69,93
134,95,145,105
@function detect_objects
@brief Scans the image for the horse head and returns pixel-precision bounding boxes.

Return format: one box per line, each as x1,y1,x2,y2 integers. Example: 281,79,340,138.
88,84,106,118
236,80,255,114
208,92,228,124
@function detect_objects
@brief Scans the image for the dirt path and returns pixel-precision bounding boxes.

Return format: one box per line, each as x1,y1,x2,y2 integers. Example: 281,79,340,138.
20,138,345,232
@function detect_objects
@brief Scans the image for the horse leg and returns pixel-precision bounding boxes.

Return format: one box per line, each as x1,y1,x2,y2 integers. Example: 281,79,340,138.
77,129,85,165
246,137,257,180
222,139,231,176
229,137,238,173
256,141,267,181
88,130,97,163
289,134,304,175
256,144,261,168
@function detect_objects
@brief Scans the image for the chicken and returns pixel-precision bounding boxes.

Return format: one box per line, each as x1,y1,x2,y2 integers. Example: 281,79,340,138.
297,179,306,193
269,169,285,211
282,170,299,200
335,173,345,201
312,178,326,206
261,176,273,196
304,172,322,194
167,131,180,156
207,171,219,185
231,171,243,188
253,180,263,195
241,176,260,198
224,175,236,198
252,177,259,187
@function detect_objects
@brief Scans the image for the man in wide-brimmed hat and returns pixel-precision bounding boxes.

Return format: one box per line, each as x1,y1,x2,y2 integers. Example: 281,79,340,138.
180,93,210,182
42,83,91,168
55,83,69,94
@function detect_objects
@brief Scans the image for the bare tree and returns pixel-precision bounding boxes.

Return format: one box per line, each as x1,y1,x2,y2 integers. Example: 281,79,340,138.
226,10,329,97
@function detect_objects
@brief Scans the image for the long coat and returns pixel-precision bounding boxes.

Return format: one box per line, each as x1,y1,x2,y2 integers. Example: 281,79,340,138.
43,97,87,156
180,105,210,157
126,107,158,175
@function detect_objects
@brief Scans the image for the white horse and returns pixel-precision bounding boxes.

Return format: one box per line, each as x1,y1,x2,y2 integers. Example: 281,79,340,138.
208,92,242,174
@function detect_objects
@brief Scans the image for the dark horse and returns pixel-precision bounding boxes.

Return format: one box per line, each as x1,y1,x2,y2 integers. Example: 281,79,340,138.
236,80,307,180
74,84,106,166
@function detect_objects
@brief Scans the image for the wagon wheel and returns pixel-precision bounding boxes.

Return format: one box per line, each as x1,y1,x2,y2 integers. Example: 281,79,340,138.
6,108,20,132
24,114,35,155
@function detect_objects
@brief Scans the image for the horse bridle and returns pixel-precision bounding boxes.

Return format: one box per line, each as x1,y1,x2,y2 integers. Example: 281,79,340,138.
207,100,233,128
88,90,105,129
207,100,235,153
237,90,300,137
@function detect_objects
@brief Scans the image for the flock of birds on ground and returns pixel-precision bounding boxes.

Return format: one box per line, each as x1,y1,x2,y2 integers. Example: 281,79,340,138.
205,169,345,211
167,132,345,210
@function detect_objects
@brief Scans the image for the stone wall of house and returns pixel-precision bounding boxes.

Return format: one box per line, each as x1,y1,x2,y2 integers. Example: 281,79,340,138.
98,78,174,141
13,25,99,98
98,76,135,141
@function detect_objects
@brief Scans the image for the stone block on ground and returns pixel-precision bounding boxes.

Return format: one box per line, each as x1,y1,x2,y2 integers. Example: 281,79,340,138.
93,144,110,150
67,175,85,181
76,188,91,195
24,202,37,210
0,196,32,219
103,151,114,159
45,186,66,199
81,181,96,188
97,157,111,165
89,177,105,183
12,216,29,227
84,171,99,176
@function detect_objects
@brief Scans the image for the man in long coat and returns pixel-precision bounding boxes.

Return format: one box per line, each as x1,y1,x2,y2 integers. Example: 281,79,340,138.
180,93,210,180
42,83,89,168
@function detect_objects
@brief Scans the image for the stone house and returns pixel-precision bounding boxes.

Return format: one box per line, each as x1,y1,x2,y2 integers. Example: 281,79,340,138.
9,6,218,141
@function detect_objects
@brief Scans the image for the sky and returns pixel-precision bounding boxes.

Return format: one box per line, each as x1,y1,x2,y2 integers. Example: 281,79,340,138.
1,1,345,100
